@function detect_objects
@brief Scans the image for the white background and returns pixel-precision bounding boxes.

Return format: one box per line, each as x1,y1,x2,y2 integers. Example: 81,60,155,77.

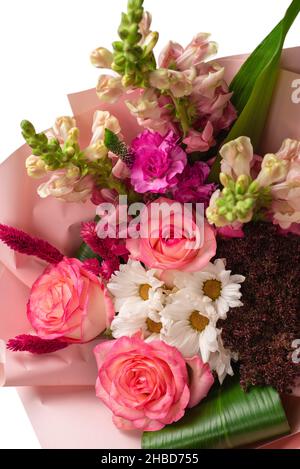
0,0,299,449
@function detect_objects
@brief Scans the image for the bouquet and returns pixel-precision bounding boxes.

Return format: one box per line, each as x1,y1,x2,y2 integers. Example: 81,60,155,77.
0,0,299,449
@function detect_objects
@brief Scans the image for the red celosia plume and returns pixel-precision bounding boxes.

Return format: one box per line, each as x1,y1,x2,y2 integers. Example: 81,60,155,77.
7,335,69,354
0,224,64,264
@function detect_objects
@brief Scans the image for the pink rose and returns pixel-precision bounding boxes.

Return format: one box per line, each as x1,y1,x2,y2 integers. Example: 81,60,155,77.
126,197,216,272
94,335,214,431
185,355,214,408
27,257,114,342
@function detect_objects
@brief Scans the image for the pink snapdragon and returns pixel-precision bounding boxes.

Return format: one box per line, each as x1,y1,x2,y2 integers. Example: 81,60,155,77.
158,34,217,71
183,122,215,153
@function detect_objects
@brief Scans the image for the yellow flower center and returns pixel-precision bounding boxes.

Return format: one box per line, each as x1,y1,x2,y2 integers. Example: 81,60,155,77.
139,284,151,301
146,318,163,334
189,311,209,332
203,279,222,301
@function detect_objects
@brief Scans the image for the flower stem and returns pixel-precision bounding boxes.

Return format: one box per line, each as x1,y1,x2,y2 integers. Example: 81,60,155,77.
170,95,190,136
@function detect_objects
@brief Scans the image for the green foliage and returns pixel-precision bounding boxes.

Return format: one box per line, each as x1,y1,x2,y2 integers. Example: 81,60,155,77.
209,0,300,182
112,0,158,87
104,128,130,160
208,174,271,226
21,120,65,170
142,377,289,449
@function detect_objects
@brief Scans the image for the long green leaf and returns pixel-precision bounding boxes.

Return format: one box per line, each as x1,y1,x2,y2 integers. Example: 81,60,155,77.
142,378,289,449
209,0,300,182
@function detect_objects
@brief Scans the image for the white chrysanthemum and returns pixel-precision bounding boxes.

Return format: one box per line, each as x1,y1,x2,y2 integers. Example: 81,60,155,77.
160,291,219,361
209,332,238,384
173,259,245,319
111,309,164,342
107,259,164,315
160,290,236,382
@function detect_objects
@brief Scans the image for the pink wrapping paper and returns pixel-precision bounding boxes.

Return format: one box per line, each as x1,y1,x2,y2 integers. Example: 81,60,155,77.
0,48,299,449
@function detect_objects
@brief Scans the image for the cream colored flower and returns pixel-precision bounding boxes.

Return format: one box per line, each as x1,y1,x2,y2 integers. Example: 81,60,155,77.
84,142,108,162
256,154,289,187
90,47,113,69
126,89,161,120
53,116,77,143
126,89,170,134
220,136,254,180
149,68,196,97
90,110,121,145
96,75,124,103
25,155,47,179
206,189,229,227
38,167,93,203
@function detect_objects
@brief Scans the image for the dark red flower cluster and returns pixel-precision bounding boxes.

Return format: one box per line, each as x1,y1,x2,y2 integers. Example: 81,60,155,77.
80,221,129,280
217,222,300,394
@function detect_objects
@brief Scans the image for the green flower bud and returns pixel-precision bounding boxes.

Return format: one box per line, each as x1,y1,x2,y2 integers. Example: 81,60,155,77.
236,174,250,195
219,172,229,187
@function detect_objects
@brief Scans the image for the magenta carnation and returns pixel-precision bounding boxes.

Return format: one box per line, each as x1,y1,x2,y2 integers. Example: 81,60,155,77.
130,130,187,194
171,161,216,205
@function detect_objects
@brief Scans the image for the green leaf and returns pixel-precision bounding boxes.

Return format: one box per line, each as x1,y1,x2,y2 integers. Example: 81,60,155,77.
142,378,289,449
21,120,64,169
209,0,300,182
104,128,129,159
75,242,101,262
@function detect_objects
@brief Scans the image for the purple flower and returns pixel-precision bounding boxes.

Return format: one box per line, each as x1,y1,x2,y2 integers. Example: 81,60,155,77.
171,161,216,205
130,130,187,194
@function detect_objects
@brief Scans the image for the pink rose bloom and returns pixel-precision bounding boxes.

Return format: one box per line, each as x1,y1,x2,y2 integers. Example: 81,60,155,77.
126,197,216,272
130,130,187,193
27,257,114,342
94,335,214,431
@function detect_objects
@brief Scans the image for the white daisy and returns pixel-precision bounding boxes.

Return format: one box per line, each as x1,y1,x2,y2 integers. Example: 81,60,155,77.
107,259,164,315
111,309,163,342
160,290,236,383
209,332,238,384
160,290,219,361
173,259,245,319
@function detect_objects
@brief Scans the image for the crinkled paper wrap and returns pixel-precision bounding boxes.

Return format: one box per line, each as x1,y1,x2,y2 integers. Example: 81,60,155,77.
0,48,299,449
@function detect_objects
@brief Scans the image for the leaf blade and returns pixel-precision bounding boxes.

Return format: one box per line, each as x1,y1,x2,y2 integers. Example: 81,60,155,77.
142,378,290,449
209,0,300,182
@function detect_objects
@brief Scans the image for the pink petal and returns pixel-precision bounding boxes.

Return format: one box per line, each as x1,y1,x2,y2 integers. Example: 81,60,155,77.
185,355,214,408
